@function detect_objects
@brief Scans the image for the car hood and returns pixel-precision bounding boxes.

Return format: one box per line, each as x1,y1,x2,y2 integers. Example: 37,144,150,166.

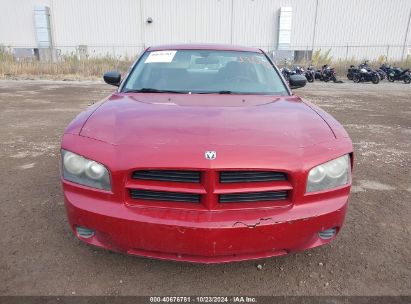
79,93,335,148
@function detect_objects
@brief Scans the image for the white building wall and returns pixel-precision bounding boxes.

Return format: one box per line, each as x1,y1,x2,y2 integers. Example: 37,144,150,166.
141,0,232,46
0,0,51,47
313,0,411,60
0,0,410,60
51,0,144,57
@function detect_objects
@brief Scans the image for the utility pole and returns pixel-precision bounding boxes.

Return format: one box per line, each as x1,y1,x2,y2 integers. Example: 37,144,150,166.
311,0,319,52
401,8,411,61
230,0,234,44
344,44,349,70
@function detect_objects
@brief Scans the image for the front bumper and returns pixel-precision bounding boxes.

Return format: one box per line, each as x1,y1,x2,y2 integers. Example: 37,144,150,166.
64,185,348,263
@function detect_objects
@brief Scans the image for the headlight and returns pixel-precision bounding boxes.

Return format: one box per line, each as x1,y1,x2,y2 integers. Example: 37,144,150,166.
61,149,111,191
306,155,350,193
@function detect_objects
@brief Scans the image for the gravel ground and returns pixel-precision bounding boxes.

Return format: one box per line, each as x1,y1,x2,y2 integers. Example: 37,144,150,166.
0,80,410,296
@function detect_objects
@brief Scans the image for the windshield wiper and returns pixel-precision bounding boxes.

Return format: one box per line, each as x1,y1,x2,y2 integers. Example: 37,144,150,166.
216,91,233,94
197,91,267,95
123,88,186,94
197,90,233,94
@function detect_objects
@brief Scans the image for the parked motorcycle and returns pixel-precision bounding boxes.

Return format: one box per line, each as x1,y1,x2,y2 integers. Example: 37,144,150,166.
305,65,316,82
387,67,411,84
280,67,295,81
375,68,386,81
347,61,371,80
315,65,328,81
347,65,359,80
379,63,392,74
353,68,380,84
321,65,340,82
292,65,305,75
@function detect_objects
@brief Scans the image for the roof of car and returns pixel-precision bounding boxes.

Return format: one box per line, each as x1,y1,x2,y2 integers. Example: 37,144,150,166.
147,43,262,53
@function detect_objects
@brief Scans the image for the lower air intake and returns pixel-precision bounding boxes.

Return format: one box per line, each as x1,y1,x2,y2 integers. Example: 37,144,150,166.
220,171,287,183
132,170,200,183
130,189,200,203
219,190,288,203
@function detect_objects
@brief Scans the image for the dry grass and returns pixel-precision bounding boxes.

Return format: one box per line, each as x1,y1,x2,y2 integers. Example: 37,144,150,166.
0,47,133,80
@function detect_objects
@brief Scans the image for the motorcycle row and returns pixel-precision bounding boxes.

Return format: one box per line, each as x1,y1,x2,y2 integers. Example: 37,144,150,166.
347,62,411,84
280,62,410,85
281,64,341,83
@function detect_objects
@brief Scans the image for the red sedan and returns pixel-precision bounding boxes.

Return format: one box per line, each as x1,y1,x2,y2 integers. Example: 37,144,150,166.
61,44,353,263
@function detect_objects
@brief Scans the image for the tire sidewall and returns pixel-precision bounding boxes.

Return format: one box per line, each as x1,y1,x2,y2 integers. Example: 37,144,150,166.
372,75,380,84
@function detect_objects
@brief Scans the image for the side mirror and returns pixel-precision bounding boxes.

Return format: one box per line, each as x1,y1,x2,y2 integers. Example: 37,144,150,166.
103,71,121,86
289,74,307,89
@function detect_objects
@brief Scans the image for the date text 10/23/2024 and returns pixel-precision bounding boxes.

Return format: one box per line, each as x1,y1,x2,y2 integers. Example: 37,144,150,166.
149,296,257,303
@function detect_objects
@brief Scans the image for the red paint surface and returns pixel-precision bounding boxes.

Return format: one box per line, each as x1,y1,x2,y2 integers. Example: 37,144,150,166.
61,45,353,263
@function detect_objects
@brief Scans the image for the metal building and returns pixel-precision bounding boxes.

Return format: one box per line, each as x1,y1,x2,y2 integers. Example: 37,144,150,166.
1,0,410,61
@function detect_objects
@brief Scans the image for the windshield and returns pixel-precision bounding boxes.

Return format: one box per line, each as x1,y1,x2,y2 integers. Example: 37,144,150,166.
122,50,288,95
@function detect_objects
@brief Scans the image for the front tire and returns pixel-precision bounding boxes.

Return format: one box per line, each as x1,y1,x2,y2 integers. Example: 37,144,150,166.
403,75,411,84
353,74,361,83
371,75,380,84
307,74,314,82
388,75,395,82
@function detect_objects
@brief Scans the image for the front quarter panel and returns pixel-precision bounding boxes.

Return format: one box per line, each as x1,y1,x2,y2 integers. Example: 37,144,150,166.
64,97,110,135
302,99,350,139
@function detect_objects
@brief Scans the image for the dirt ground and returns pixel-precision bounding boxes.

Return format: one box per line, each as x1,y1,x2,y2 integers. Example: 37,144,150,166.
0,79,410,296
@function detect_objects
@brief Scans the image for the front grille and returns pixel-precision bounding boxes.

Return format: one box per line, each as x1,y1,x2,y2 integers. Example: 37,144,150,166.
128,169,291,207
132,170,200,183
219,190,288,203
220,171,287,183
129,189,200,203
